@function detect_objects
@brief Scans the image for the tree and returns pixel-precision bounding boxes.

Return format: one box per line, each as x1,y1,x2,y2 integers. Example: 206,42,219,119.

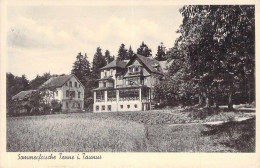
6,73,31,114
136,41,152,57
128,45,135,59
175,5,255,108
71,52,91,82
30,72,51,89
92,47,106,79
104,50,114,64
71,52,92,99
117,44,128,60
155,42,167,61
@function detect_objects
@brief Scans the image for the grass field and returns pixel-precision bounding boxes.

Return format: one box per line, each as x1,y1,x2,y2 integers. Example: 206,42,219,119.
7,111,255,152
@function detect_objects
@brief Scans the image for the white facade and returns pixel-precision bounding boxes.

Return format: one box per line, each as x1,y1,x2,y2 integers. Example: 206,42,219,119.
43,75,85,112
93,55,163,112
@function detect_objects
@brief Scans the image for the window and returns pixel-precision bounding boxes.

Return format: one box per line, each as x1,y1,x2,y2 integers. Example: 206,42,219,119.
102,105,105,111
66,102,69,108
110,69,113,76
69,81,72,87
120,105,123,109
66,90,69,97
103,82,106,87
108,105,111,111
105,72,107,76
56,91,58,96
96,106,99,111
135,104,138,108
129,67,133,73
96,91,105,102
75,82,77,87
70,91,75,98
78,92,81,98
127,105,130,109
65,82,68,86
135,67,139,72
107,90,116,101
79,84,81,88
119,89,139,101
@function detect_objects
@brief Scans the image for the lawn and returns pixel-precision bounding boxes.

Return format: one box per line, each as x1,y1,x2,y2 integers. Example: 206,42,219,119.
7,111,255,152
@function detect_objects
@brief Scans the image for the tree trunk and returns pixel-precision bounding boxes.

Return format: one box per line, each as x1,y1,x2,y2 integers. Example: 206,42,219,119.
228,82,233,109
199,94,204,107
205,89,211,108
205,96,210,108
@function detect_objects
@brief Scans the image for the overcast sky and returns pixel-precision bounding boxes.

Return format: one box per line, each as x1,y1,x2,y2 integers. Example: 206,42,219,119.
7,5,183,80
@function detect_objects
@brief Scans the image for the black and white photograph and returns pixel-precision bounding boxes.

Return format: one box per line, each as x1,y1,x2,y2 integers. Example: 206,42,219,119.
1,0,257,166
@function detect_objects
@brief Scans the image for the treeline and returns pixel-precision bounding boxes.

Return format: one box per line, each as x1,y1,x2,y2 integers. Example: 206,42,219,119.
154,5,255,109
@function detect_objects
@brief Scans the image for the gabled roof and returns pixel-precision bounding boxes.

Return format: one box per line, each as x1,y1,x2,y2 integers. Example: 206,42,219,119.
12,90,36,100
39,74,84,89
100,59,127,70
127,54,164,75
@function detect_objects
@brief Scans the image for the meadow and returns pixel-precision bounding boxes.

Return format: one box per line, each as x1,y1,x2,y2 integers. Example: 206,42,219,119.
7,110,255,152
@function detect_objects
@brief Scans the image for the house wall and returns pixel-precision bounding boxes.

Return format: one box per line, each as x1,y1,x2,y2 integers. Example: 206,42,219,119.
60,76,85,111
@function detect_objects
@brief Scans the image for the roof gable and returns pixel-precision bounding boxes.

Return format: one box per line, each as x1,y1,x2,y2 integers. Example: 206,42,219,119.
100,59,127,70
127,54,164,75
12,90,36,100
40,74,84,89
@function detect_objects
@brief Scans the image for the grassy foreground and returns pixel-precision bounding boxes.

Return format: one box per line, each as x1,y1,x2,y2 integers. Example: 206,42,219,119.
7,111,255,152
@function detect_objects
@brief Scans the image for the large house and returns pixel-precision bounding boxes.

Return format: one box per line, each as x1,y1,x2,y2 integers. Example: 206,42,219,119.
40,74,85,112
93,54,169,112
12,74,85,113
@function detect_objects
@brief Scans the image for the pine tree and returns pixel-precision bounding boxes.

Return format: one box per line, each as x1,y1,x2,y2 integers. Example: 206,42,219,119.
117,44,128,60
104,50,114,64
136,41,152,57
128,45,135,59
155,42,166,61
92,47,106,79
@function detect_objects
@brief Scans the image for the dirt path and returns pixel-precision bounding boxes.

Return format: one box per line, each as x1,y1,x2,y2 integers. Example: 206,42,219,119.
168,116,255,127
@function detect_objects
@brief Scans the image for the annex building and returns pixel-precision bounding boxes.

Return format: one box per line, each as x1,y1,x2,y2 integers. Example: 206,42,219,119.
93,54,170,112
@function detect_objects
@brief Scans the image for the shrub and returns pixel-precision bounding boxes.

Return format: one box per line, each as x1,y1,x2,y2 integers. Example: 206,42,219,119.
51,99,62,112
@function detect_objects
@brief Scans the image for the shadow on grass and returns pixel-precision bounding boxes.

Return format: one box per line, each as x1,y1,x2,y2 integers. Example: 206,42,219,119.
201,117,255,152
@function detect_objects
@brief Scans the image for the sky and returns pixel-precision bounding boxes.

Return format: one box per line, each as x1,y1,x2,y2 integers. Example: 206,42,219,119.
7,5,183,80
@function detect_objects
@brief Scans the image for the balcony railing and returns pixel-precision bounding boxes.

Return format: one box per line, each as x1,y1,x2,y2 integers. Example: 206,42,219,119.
96,99,105,102
119,97,139,101
107,97,116,102
116,84,146,88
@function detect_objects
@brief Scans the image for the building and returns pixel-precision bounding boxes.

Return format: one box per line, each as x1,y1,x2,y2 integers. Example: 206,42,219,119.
93,54,167,112
40,74,85,112
12,90,36,114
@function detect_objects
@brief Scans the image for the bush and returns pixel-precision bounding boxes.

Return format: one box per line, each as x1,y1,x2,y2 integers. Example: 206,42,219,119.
51,99,62,112
84,97,94,110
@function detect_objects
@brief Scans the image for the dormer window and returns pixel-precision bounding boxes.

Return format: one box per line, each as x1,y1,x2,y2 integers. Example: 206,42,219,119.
129,67,133,73
135,67,139,72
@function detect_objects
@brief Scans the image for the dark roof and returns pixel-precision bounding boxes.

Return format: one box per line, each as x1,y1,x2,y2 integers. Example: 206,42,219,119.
12,90,36,100
40,74,73,89
127,54,164,75
100,60,127,70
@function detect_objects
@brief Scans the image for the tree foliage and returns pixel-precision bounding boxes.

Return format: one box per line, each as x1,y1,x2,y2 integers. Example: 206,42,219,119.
136,41,152,57
92,47,107,79
155,42,167,61
128,45,135,59
154,5,255,108
104,50,115,64
117,44,129,60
